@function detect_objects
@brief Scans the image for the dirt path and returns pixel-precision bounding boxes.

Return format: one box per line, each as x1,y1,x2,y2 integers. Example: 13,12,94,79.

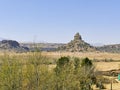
104,78,120,90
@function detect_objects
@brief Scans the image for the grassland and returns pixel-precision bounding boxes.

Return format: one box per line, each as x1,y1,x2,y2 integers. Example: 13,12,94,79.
40,52,120,90
4,51,120,71
0,51,119,90
1,51,120,71
41,51,120,60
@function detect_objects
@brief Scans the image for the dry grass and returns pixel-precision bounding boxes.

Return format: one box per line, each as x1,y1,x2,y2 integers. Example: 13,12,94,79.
41,51,120,71
42,51,120,60
1,51,119,60
40,52,120,90
0,51,120,90
0,51,120,71
42,52,120,60
95,62,120,71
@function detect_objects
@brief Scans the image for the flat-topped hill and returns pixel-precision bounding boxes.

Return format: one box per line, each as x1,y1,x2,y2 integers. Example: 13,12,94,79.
0,40,29,52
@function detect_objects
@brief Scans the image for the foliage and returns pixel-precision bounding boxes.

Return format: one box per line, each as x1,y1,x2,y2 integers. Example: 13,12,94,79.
81,57,92,67
0,53,103,90
57,56,70,67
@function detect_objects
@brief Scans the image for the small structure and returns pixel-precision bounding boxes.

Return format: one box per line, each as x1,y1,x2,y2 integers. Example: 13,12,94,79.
118,74,120,81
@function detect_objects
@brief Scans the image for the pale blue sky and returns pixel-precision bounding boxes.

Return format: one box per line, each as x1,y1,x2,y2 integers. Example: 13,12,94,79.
0,0,120,44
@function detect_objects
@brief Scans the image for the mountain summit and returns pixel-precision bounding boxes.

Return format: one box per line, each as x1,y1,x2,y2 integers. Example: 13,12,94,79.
59,33,95,52
74,32,82,41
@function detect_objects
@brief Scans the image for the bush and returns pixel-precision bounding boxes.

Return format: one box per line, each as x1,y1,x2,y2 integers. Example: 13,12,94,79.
0,53,103,90
57,56,70,67
81,57,92,67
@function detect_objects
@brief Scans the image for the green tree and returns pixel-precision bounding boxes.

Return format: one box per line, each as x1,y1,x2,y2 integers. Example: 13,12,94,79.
81,57,92,67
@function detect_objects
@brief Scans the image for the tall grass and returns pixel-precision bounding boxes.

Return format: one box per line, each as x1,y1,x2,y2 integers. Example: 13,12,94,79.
0,52,100,90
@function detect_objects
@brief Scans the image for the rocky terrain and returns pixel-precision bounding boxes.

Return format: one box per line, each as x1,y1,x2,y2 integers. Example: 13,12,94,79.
0,33,120,53
21,33,120,53
96,44,120,53
57,33,120,53
58,33,96,52
0,40,29,52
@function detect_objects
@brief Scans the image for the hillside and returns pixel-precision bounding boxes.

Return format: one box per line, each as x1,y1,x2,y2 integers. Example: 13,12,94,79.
1,33,120,53
21,43,64,51
58,33,96,52
0,40,29,52
97,44,120,53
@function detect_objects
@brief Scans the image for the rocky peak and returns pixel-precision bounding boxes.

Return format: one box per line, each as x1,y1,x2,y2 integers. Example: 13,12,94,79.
59,32,95,52
74,32,82,41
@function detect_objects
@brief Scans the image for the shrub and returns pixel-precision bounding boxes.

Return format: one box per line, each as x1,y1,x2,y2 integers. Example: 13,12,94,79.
81,57,92,67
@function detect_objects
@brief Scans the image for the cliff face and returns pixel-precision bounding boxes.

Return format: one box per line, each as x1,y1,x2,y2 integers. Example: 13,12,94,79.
0,40,29,52
0,40,20,48
59,33,95,52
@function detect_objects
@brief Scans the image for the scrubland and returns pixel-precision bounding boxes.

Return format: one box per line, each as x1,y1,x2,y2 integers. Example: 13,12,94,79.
0,51,119,90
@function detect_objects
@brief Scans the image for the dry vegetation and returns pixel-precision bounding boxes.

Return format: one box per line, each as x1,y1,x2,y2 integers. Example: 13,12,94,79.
0,51,119,90
0,52,96,90
1,51,120,71
41,51,120,60
42,52,120,90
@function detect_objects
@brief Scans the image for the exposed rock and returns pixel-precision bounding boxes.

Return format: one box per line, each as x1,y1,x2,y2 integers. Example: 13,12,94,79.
0,40,20,48
74,32,82,40
59,33,95,52
96,44,120,53
21,43,64,51
0,40,29,52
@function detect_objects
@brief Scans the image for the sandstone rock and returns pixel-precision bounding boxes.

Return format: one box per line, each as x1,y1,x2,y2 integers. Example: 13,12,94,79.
0,40,29,52
59,33,95,52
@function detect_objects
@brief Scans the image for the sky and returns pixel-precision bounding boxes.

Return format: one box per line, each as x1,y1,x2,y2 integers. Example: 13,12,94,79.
0,0,120,45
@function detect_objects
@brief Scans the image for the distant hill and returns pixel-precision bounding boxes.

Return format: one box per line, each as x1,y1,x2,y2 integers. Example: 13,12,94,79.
58,33,96,52
0,40,29,52
21,43,64,51
91,43,104,47
1,34,120,53
20,33,120,53
96,44,120,53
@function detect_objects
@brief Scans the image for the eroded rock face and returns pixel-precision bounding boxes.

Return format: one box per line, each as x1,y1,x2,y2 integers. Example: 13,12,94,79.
0,40,29,52
59,33,95,52
1,40,20,48
74,32,82,41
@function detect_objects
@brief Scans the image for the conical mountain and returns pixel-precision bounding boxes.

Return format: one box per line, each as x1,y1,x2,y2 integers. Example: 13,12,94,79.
59,33,95,52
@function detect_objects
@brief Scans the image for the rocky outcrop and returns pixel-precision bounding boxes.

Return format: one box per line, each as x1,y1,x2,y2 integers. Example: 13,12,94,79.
0,40,20,48
96,44,120,53
0,40,29,52
59,33,95,52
